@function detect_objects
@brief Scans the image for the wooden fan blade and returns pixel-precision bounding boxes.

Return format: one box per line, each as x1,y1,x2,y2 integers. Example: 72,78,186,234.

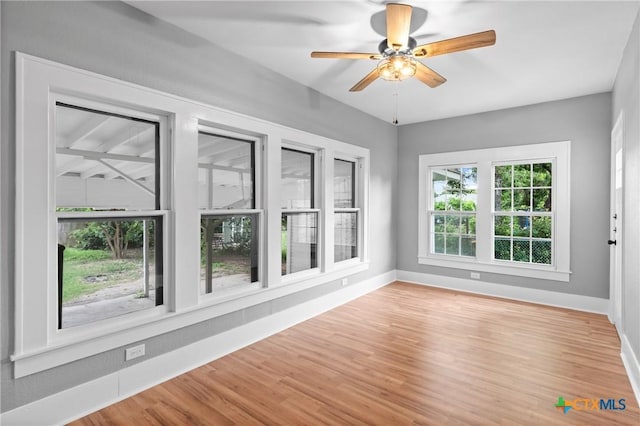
350,68,379,92
413,30,496,58
311,51,381,60
414,62,446,88
386,3,412,51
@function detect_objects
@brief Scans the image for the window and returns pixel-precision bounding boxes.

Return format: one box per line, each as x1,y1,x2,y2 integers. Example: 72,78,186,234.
418,141,570,281
14,53,370,377
334,159,358,262
430,166,477,257
198,130,260,295
493,162,553,265
281,147,318,275
55,102,164,329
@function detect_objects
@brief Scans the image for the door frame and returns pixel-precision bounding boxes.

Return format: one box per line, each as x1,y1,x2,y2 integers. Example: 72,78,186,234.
609,111,624,333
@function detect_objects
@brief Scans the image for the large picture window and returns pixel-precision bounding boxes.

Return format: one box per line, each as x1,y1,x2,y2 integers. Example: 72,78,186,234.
55,102,164,329
418,141,570,281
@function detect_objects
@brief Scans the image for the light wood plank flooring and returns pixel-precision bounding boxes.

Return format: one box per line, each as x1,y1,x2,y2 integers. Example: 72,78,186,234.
71,282,639,425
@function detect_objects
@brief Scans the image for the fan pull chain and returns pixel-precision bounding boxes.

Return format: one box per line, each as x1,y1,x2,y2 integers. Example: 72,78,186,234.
392,80,399,125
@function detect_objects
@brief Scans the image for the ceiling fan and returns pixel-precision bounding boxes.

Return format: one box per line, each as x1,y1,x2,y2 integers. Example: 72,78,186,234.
310,3,496,92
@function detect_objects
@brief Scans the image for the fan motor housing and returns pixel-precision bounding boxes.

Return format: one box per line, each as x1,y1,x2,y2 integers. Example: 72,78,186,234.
378,36,417,56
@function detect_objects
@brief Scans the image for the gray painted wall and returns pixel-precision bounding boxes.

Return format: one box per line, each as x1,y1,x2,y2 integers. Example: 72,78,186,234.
397,93,612,299
612,10,640,372
0,1,397,412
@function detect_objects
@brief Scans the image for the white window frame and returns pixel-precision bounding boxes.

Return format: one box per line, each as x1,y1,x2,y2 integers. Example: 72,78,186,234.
333,155,363,266
197,124,264,301
418,141,571,281
13,53,370,377
427,164,478,258
280,143,322,282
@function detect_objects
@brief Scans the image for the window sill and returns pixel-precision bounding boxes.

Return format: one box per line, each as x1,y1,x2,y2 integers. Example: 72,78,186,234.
417,256,571,282
11,261,369,378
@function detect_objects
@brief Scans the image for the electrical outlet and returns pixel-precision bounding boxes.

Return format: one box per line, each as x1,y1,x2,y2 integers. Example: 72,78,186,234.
125,344,145,361
341,278,348,286
470,272,480,280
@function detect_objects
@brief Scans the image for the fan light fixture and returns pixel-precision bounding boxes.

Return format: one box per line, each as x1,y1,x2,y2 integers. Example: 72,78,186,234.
377,55,416,81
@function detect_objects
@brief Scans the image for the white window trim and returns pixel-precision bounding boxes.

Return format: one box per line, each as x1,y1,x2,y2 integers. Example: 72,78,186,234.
418,141,571,282
13,53,370,377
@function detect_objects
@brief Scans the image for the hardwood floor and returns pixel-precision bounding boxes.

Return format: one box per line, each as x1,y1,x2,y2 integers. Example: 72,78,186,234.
70,282,639,425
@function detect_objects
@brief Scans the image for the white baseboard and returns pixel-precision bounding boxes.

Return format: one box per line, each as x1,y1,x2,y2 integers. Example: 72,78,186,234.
0,270,395,426
621,333,640,406
396,270,610,314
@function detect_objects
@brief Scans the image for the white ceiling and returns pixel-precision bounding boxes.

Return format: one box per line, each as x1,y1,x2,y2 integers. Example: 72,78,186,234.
129,1,640,125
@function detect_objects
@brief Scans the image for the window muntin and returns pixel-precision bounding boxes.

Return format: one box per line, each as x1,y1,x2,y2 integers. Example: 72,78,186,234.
493,162,553,265
334,159,358,262
281,148,318,275
198,132,254,210
430,167,477,257
55,103,164,329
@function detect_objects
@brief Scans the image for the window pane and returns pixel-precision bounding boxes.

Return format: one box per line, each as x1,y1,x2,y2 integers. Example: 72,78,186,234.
198,133,254,209
513,164,531,187
446,215,460,233
494,238,511,260
532,216,552,238
282,148,314,209
433,233,445,254
200,215,258,294
432,171,447,211
334,159,355,208
533,188,551,212
533,162,552,187
513,216,531,237
494,216,511,236
461,167,477,192
495,189,512,211
433,214,445,232
461,216,476,235
494,165,512,188
513,239,530,262
461,236,476,257
282,212,318,275
55,103,158,210
335,212,357,262
532,240,552,264
57,217,162,329
445,235,460,255
514,189,531,211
